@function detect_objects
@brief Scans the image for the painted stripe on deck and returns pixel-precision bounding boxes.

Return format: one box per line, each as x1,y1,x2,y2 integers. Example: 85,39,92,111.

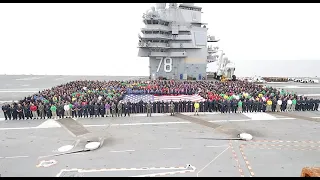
0,117,295,130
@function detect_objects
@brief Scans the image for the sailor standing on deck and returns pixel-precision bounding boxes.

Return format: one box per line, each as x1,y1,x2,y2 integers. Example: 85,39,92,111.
286,99,292,111
45,104,52,119
99,103,105,117
124,102,130,117
272,98,277,112
2,104,9,120
30,103,38,119
111,102,116,117
314,98,319,111
11,104,18,120
194,101,199,116
38,103,45,119
105,102,111,117
291,98,296,111
237,100,242,113
178,100,182,112
169,101,175,116
276,98,282,112
266,99,272,112
83,103,89,118
94,103,100,117
301,97,306,111
146,101,152,117
50,104,57,119
17,104,24,120
23,103,30,120
117,102,123,117
64,103,70,118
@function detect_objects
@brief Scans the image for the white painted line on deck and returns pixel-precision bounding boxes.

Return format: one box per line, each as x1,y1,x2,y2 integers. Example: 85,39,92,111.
0,117,299,130
159,147,182,150
311,117,320,119
0,127,38,130
298,94,320,96
131,113,167,117
15,77,42,81
109,121,191,126
109,150,135,153
0,90,38,93
205,145,229,148
56,165,190,177
0,100,18,104
54,78,65,81
0,155,29,159
196,146,230,177
21,84,30,87
279,87,320,89
266,82,290,84
208,117,295,123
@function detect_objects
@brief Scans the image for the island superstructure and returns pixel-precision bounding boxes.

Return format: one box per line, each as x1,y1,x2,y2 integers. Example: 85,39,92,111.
138,3,236,80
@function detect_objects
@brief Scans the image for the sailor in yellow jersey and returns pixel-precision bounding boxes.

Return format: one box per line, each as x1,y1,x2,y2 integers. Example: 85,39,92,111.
266,99,272,112
194,101,200,116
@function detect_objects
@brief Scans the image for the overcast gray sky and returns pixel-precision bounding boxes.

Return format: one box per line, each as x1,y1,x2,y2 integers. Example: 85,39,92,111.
0,3,319,77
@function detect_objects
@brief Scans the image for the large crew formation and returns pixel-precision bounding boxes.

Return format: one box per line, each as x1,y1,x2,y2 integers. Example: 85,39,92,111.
1,80,320,120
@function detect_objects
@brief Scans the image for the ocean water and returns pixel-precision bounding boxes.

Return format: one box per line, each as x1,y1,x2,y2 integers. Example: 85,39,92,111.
207,60,320,77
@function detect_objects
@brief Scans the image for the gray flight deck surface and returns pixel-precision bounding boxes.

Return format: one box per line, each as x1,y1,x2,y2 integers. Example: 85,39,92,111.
0,75,320,177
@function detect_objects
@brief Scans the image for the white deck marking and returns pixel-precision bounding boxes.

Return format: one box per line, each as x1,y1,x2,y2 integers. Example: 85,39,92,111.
209,117,295,123
0,127,38,130
15,77,42,81
21,84,30,87
0,155,29,159
279,86,320,89
56,165,196,177
109,150,135,153
159,147,182,150
109,121,190,126
311,117,320,118
242,112,278,120
56,165,192,177
196,146,230,177
205,145,229,148
298,94,320,96
0,90,38,93
58,145,74,152
132,113,167,117
36,119,61,128
0,100,17,103
0,117,299,130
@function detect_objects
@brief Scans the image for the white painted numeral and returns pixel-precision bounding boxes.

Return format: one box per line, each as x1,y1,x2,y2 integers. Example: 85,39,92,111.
164,58,172,73
157,57,163,73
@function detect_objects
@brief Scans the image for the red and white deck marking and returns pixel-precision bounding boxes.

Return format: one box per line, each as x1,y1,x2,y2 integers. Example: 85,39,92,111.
229,141,245,177
238,140,320,177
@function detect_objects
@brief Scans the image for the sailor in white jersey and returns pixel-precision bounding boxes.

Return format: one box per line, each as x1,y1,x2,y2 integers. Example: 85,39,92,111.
286,99,292,112
276,99,282,112
64,103,70,118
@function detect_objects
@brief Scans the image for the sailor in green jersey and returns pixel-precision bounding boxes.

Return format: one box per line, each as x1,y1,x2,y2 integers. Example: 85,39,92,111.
291,98,297,111
237,100,243,113
50,104,57,119
111,102,116,117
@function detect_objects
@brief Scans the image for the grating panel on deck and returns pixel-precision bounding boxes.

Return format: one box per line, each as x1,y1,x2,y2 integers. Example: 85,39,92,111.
56,118,91,137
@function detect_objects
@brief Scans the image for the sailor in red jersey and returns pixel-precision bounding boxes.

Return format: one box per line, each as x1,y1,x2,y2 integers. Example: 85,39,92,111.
30,103,38,119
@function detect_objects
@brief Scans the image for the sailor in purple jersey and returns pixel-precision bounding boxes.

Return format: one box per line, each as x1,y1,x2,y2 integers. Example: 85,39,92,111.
105,102,111,117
